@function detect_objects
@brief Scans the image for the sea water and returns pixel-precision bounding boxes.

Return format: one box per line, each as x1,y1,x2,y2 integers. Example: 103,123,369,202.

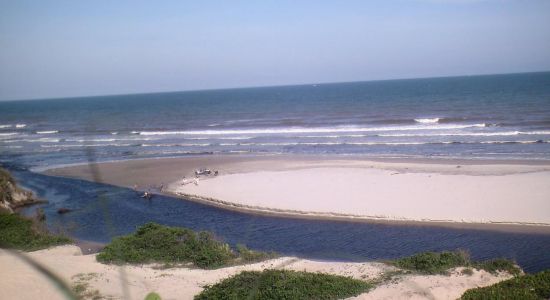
1,72,550,169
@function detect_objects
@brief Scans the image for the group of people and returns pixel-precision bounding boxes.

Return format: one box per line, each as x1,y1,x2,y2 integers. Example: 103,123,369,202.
181,168,219,186
132,168,218,198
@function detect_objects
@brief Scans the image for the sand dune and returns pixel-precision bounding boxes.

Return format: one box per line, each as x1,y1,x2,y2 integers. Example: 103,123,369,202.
0,245,511,300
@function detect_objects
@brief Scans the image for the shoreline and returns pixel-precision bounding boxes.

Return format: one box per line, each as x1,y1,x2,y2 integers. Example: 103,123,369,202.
43,154,550,233
165,191,550,234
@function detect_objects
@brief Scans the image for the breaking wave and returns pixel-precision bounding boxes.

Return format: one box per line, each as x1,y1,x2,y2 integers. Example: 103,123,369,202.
36,130,59,134
137,123,487,136
414,118,440,124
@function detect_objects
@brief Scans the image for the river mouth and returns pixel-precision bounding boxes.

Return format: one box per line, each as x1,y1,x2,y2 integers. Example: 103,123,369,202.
12,168,550,274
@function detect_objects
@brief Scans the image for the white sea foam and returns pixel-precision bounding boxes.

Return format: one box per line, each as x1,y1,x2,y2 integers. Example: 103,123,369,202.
141,143,211,147
219,136,253,140
65,137,152,142
15,124,26,128
66,138,117,142
414,118,440,124
296,134,367,138
0,132,18,136
211,140,548,147
0,125,12,128
40,143,132,148
111,132,118,135
15,138,61,143
378,130,550,137
138,123,486,136
36,130,59,134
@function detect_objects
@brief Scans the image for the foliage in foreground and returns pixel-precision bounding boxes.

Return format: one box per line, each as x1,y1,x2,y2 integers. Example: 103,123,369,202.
96,223,275,269
391,250,521,275
0,212,71,251
461,270,550,300
195,269,373,300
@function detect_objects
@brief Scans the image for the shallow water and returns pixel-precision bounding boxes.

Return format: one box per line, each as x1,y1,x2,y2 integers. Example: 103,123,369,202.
12,168,550,274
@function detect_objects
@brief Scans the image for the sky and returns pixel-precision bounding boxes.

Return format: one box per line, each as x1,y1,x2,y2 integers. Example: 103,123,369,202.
0,0,549,101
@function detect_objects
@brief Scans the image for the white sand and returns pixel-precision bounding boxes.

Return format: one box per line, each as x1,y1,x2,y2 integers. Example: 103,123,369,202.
0,245,510,300
172,164,550,225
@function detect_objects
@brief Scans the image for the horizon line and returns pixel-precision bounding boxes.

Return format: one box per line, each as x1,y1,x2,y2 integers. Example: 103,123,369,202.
2,69,549,103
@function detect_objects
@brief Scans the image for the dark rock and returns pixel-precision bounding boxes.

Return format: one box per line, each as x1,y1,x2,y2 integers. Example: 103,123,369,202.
57,207,73,214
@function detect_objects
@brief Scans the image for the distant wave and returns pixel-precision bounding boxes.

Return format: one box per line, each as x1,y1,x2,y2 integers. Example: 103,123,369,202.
0,132,18,136
11,138,61,143
415,118,440,124
378,130,550,137
218,136,254,140
36,130,59,134
214,140,549,147
0,125,12,128
141,143,211,147
296,134,367,138
65,137,153,142
40,143,132,148
15,124,26,128
137,123,487,136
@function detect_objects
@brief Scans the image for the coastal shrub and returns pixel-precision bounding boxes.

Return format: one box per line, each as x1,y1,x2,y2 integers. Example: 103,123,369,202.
195,269,373,300
391,250,470,274
474,258,522,275
391,250,521,275
0,212,71,251
236,244,276,263
461,270,550,299
96,222,272,269
0,167,16,203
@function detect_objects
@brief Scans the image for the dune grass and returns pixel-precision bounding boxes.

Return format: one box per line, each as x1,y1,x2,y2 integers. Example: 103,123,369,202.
0,212,71,251
195,269,373,300
391,250,521,275
96,222,275,269
461,270,550,299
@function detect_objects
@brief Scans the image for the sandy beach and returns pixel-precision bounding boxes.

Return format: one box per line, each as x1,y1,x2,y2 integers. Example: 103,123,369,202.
0,245,511,300
44,155,550,231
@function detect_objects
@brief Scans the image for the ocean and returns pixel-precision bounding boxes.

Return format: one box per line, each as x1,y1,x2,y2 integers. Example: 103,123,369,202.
1,72,550,169
2,72,550,273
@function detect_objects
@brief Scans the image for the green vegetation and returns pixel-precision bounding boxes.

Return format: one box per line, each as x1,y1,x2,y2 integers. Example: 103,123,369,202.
96,222,274,269
195,269,373,300
391,250,521,275
144,292,162,300
236,244,276,263
461,270,550,300
391,250,470,274
461,267,474,276
0,167,16,203
71,273,109,300
474,258,522,276
0,212,71,251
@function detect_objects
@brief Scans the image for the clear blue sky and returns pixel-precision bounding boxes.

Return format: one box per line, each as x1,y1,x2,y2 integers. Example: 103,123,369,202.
1,0,549,101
